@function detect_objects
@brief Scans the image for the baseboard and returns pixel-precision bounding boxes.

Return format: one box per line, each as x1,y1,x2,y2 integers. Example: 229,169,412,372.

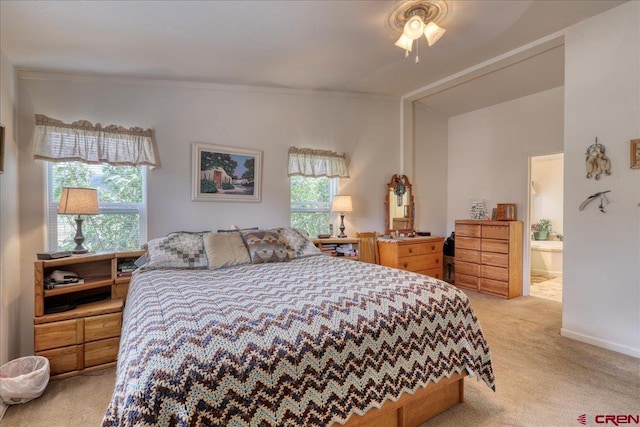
531,268,562,277
561,328,640,358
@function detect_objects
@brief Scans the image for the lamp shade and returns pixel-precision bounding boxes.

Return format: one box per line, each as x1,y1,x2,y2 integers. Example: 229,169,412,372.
403,15,425,40
331,195,353,213
394,34,413,52
58,187,99,215
424,21,446,46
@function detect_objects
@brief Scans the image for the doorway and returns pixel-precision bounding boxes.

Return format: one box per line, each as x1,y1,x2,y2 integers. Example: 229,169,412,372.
529,153,563,302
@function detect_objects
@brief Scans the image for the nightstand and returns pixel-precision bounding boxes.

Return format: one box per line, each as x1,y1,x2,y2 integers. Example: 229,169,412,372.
312,237,360,261
33,250,143,380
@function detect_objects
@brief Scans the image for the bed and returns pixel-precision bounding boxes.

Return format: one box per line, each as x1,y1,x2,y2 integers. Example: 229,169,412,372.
103,229,494,426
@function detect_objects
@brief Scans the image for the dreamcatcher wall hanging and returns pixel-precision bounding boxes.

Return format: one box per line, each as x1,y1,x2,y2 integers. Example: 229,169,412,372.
585,137,611,180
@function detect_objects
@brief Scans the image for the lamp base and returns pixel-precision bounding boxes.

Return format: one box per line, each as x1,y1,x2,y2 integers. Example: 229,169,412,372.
337,213,347,238
72,216,89,254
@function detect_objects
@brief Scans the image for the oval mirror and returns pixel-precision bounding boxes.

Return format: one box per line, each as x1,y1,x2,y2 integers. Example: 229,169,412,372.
385,174,414,234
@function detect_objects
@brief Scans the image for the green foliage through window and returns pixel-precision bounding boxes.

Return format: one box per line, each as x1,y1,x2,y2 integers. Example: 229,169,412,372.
48,162,145,252
290,176,335,238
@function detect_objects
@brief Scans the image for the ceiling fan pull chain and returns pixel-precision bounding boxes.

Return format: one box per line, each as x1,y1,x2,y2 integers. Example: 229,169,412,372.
415,39,420,64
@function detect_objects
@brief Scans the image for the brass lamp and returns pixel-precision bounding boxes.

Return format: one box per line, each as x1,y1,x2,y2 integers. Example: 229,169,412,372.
331,195,353,238
58,187,99,254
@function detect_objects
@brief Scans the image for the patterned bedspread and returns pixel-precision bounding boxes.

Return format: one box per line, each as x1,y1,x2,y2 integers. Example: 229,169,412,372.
103,255,494,427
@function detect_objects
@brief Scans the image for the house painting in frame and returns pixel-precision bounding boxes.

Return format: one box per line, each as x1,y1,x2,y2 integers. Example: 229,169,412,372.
192,142,262,202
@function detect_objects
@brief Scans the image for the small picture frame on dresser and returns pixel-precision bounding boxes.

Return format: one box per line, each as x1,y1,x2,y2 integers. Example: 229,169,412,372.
631,139,640,169
496,203,517,221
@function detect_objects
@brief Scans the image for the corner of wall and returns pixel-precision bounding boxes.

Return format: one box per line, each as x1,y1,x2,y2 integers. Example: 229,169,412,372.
0,49,22,365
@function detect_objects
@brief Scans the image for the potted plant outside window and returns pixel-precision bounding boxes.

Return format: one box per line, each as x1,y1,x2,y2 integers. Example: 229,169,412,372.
531,219,552,241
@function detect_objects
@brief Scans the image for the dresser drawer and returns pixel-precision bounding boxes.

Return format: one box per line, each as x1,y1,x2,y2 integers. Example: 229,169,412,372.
456,237,480,251
481,225,509,240
85,313,121,342
398,242,439,257
398,243,437,258
481,265,509,282
424,267,442,280
481,239,509,254
34,319,81,351
456,260,480,277
85,337,120,367
456,249,480,264
456,224,481,237
397,254,441,272
37,345,83,375
481,252,509,268
455,273,479,290
480,278,509,297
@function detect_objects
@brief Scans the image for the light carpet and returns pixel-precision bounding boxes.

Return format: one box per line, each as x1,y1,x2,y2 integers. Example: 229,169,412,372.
2,291,638,427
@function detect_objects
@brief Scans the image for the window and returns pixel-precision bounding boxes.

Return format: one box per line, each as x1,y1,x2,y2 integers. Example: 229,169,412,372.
47,162,146,252
290,176,337,238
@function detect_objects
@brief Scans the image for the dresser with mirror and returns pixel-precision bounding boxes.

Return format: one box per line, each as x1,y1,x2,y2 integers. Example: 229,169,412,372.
379,174,444,279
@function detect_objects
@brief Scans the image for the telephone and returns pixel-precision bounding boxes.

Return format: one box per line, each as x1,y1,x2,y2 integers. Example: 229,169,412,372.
45,270,82,289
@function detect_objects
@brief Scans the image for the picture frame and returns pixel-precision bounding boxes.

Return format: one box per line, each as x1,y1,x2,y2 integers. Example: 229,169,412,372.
0,124,5,174
192,142,262,202
630,139,640,169
496,203,517,221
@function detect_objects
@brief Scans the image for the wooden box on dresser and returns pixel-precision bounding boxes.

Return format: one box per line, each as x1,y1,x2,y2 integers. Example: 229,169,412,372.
33,250,144,380
454,220,523,299
378,236,444,280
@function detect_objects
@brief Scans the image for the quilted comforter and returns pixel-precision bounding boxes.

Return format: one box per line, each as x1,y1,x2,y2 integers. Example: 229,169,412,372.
103,255,494,426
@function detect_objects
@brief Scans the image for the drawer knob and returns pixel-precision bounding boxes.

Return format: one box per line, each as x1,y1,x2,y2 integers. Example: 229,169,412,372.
435,259,439,264
408,248,413,254
431,246,435,250
403,263,408,269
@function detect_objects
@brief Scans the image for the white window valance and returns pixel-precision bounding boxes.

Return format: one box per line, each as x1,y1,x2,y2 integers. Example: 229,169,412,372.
287,147,349,178
33,114,157,167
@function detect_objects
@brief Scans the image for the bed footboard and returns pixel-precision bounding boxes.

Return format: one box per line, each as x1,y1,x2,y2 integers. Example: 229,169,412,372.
338,373,466,427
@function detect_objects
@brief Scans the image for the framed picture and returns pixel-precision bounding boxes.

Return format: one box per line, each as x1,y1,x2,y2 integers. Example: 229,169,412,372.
496,203,517,221
192,142,262,202
631,139,640,169
0,124,5,174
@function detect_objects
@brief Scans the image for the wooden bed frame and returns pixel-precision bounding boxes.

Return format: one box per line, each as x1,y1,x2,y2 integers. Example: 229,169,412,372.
337,373,466,427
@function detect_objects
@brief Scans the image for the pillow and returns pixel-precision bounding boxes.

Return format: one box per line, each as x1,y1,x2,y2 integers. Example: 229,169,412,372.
241,230,290,264
270,227,320,259
133,253,148,268
144,233,208,269
203,232,251,269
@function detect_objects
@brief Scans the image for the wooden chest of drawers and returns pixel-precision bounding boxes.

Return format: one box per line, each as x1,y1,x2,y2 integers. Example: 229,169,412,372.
378,236,444,280
454,220,523,299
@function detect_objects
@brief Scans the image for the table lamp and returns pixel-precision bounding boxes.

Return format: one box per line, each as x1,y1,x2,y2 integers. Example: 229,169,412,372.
331,195,353,238
58,187,99,254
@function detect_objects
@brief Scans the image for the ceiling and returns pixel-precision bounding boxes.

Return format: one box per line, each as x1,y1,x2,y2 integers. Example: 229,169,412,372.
0,0,626,117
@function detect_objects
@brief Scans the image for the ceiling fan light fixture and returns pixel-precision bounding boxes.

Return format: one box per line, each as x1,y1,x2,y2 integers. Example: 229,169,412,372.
389,1,448,63
424,21,446,46
394,34,413,52
403,15,425,40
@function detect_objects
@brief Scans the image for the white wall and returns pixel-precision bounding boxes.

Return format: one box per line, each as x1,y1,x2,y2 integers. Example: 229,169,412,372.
562,1,640,357
0,51,20,366
15,74,400,356
446,86,564,233
413,104,448,236
531,153,564,237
